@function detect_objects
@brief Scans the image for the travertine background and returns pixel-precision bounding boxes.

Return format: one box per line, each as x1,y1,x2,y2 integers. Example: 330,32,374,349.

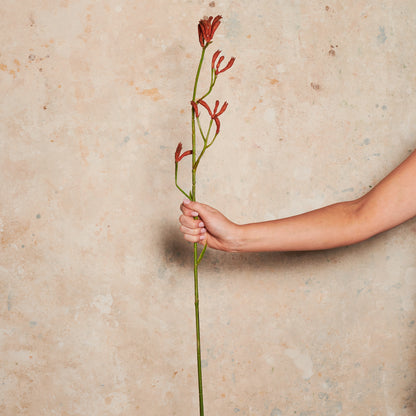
1,0,415,415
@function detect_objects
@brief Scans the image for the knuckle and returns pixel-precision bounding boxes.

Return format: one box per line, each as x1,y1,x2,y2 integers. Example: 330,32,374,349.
185,234,197,243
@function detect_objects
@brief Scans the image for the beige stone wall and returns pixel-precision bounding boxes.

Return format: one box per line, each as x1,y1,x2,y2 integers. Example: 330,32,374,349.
1,1,415,415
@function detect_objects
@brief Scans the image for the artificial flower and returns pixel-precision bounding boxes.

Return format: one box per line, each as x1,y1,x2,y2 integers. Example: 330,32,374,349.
198,15,222,47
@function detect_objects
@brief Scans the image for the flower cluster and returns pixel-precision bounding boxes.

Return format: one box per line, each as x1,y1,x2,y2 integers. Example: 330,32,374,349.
192,99,228,135
175,14,235,170
212,50,236,75
198,15,222,47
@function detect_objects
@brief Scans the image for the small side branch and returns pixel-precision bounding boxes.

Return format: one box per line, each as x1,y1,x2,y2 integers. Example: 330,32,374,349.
175,163,192,199
197,243,208,265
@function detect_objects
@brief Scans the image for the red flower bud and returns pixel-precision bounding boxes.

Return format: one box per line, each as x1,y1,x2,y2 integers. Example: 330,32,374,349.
211,50,221,69
216,101,228,117
213,100,219,114
214,117,221,135
198,100,213,118
211,15,222,36
190,101,199,118
179,150,192,161
175,142,183,162
215,56,224,72
198,25,205,48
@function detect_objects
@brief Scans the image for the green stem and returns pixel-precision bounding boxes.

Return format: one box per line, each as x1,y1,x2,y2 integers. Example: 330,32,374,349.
192,46,208,102
194,119,214,171
194,242,204,416
206,132,219,148
191,45,208,416
197,71,217,102
196,117,207,143
197,243,208,264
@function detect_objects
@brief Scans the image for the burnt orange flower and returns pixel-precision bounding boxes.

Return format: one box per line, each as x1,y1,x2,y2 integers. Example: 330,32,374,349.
216,56,235,75
211,50,221,69
199,100,228,118
213,117,221,135
198,100,228,134
198,100,213,118
213,100,228,117
213,100,228,134
175,142,192,162
190,100,200,118
212,50,235,75
198,15,222,47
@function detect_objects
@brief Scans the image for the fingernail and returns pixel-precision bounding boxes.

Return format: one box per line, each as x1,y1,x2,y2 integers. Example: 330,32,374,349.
183,198,190,204
200,235,205,241
192,211,199,217
199,222,204,228
200,228,206,233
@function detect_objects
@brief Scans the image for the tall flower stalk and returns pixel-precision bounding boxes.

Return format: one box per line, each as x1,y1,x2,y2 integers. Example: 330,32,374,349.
175,15,235,415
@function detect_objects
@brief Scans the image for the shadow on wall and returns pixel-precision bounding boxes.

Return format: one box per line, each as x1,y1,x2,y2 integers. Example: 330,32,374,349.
160,223,416,410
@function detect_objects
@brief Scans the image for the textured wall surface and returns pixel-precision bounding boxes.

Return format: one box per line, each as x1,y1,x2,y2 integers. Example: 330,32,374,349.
1,1,415,415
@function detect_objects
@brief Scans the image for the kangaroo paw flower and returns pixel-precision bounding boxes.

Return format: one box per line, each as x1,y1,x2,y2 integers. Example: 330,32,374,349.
216,56,235,75
214,116,221,135
198,100,214,118
216,101,228,117
211,50,221,69
198,99,228,123
198,15,222,47
191,101,200,118
175,142,193,162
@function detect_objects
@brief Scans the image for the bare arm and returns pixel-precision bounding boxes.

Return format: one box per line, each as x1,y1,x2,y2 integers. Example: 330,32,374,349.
179,150,416,252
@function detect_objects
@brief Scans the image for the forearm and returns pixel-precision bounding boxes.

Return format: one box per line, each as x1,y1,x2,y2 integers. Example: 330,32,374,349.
231,199,373,252
180,151,416,252
231,151,416,253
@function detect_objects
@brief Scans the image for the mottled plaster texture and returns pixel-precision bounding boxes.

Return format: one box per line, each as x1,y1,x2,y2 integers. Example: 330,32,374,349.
1,0,415,415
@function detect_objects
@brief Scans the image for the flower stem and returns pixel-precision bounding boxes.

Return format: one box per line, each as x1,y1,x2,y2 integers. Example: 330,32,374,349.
193,119,214,171
191,44,208,416
194,242,204,416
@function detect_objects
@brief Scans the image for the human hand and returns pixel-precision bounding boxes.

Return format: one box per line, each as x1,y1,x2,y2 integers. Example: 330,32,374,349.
179,199,240,252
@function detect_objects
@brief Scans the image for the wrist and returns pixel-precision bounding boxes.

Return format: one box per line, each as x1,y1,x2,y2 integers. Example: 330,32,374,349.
227,222,270,253
225,223,245,253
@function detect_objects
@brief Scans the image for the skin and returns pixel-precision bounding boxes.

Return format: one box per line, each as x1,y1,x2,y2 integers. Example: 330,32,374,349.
179,150,416,252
